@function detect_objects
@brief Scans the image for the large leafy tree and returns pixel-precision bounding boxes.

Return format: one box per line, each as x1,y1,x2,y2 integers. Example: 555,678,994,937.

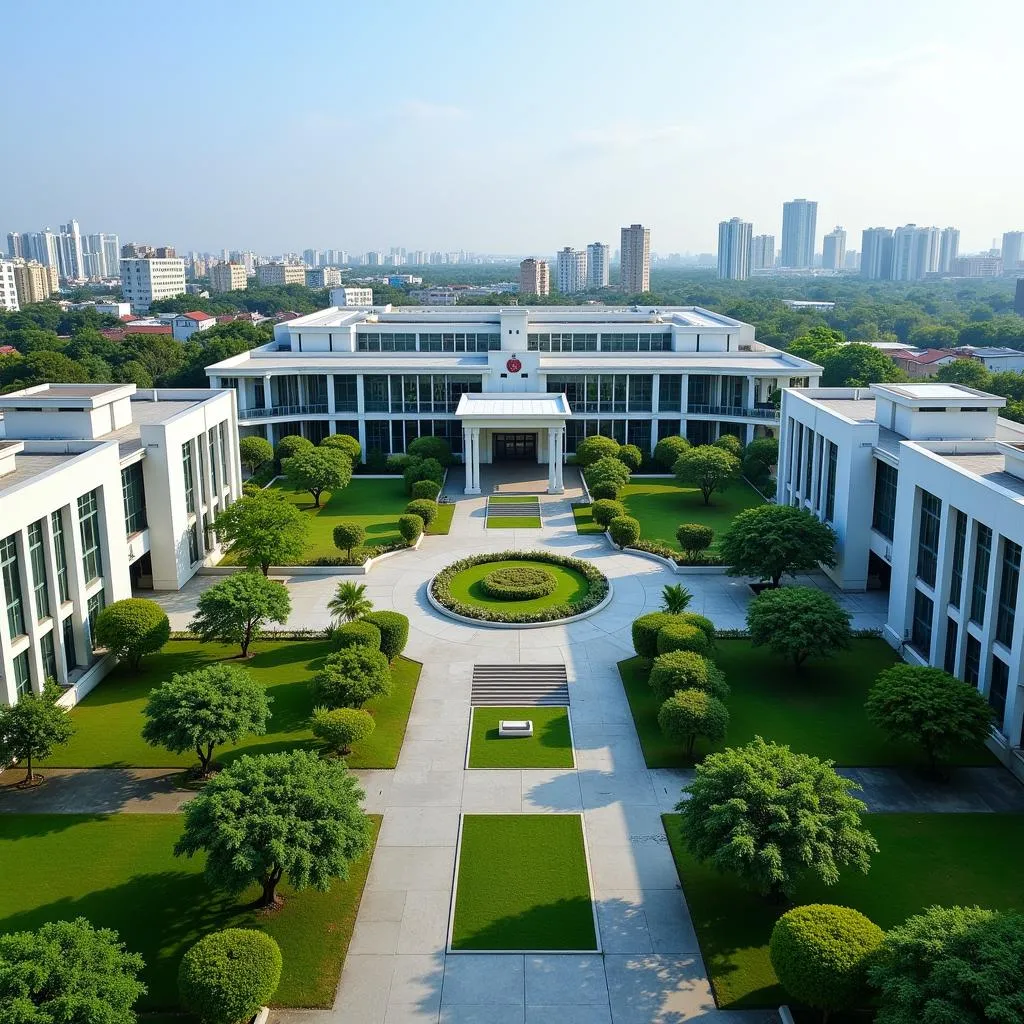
677,737,878,899
0,684,75,783
786,325,846,362
238,435,274,477
673,446,739,505
142,664,272,775
0,918,146,1024
746,586,852,669
282,447,352,508
214,491,309,574
174,749,372,907
865,664,992,776
821,343,906,386
189,572,291,657
721,504,838,587
935,358,992,388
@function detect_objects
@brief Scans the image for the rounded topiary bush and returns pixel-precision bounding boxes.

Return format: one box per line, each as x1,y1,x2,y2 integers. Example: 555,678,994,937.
386,452,412,472
178,928,282,1024
609,515,641,549
319,433,361,464
332,521,366,559
589,480,620,501
310,646,392,708
403,457,444,495
591,498,626,528
649,650,729,702
362,611,409,661
654,435,690,470
617,443,643,472
410,478,441,500
658,688,729,756
94,597,171,669
481,566,558,601
656,621,713,658
405,498,438,526
769,904,884,1015
676,523,714,560
398,513,424,544
575,434,620,467
681,612,715,643
331,619,382,651
407,435,452,466
311,706,376,755
632,612,682,658
584,455,632,490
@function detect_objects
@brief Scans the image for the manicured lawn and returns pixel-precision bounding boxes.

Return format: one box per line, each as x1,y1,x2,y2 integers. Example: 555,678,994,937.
451,814,597,950
0,813,381,1010
46,641,420,771
486,516,542,528
489,495,541,505
448,559,591,614
663,812,1024,1009
468,707,574,768
620,638,993,768
429,502,455,534
571,503,603,534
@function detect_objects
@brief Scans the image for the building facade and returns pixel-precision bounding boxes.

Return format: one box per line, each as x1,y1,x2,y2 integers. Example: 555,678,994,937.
1001,232,1024,271
717,218,752,280
0,260,19,311
120,256,187,313
751,234,775,271
11,260,58,305
519,258,550,297
891,225,940,281
556,247,588,294
778,382,1024,779
938,227,960,273
780,199,817,268
329,286,374,307
306,267,342,288
620,224,650,293
256,262,306,287
210,262,248,292
822,226,847,271
586,243,610,288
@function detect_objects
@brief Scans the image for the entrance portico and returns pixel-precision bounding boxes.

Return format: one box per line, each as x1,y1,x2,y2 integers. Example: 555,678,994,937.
455,392,570,495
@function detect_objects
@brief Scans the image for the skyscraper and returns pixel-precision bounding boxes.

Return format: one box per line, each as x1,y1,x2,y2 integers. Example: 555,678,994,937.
750,234,775,270
1002,232,1024,271
717,218,752,280
58,219,84,280
25,230,60,270
519,258,550,296
620,224,650,293
891,225,939,281
822,226,847,271
780,199,817,268
586,243,610,288
1015,278,1024,316
860,227,894,280
938,227,960,274
6,232,23,259
556,247,588,294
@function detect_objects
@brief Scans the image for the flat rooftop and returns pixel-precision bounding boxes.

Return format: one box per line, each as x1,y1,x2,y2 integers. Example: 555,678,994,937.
0,451,90,495
104,399,207,459
0,383,135,408
937,451,1024,500
873,382,1004,406
456,393,572,418
814,397,876,423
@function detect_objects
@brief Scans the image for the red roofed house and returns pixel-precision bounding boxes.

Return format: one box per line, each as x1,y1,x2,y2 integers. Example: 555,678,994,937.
170,311,216,341
890,348,960,379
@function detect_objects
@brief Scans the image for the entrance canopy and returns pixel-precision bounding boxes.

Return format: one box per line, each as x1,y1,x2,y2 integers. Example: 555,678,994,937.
454,392,571,495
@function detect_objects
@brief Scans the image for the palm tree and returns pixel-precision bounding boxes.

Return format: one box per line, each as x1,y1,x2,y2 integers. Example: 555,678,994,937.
661,583,693,614
328,581,373,624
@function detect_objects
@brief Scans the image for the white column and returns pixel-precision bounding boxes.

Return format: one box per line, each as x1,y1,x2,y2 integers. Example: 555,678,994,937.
547,428,558,493
469,427,481,494
355,375,366,463
463,427,477,494
555,427,565,492
262,374,272,411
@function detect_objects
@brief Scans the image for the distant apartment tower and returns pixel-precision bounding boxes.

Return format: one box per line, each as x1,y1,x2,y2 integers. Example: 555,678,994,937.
81,233,120,279
891,225,940,281
255,263,306,287
1002,232,1024,271
953,255,1003,278
57,219,84,281
780,199,817,268
822,226,847,271
6,232,23,258
0,260,18,311
120,256,187,313
12,260,58,305
1015,278,1024,315
519,258,550,296
209,263,248,293
620,224,650,293
305,267,342,288
938,227,960,274
844,250,860,272
860,227,894,280
586,243,610,288
556,247,588,294
717,218,752,280
750,234,775,270
329,286,374,307
24,230,60,271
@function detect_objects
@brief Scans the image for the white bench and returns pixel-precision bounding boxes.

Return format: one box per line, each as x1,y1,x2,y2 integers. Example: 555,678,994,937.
498,719,534,738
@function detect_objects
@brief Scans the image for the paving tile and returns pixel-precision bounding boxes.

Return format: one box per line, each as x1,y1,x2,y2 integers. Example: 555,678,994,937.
520,770,583,812
379,808,461,847
387,954,444,1010
350,918,403,954
367,847,457,892
440,954,526,1005
461,770,523,812
526,1006,612,1024
398,890,453,954
360,890,409,923
438,1006,525,1024
604,954,718,1023
332,954,396,1024
525,955,607,1005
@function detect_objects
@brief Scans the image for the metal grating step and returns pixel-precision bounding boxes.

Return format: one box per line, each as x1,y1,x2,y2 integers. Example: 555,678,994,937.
471,664,569,706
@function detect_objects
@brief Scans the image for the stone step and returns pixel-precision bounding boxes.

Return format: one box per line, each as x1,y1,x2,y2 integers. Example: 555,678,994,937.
471,664,569,706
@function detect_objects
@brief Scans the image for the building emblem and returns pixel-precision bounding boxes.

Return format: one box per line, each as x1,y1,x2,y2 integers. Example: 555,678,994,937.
506,358,522,373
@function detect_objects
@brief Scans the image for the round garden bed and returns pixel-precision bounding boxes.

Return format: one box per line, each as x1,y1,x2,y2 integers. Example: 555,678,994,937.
429,550,610,625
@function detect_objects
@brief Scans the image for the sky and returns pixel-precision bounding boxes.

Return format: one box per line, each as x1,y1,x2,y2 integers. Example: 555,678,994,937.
1,0,1022,257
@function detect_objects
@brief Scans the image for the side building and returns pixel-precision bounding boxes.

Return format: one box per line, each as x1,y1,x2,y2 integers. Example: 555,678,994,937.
0,384,242,706
778,382,1024,778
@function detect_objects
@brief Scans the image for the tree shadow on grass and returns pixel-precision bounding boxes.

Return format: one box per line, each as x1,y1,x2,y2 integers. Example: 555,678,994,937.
452,896,598,952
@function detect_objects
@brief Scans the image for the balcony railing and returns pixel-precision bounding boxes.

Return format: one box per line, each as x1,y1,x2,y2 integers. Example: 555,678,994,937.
686,403,778,420
241,403,329,419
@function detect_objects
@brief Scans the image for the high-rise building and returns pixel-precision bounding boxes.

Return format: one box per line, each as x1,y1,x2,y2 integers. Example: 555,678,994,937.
1002,232,1024,271
25,230,60,271
780,199,817,268
585,243,610,288
938,227,960,274
306,267,342,288
891,225,940,281
717,218,752,280
209,263,248,293
120,256,187,313
556,247,588,294
0,260,19,311
1015,278,1024,316
519,258,550,296
860,227,894,280
255,263,306,287
822,226,847,271
620,224,650,293
844,250,860,272
6,233,23,259
12,260,58,305
303,249,321,268
82,233,121,278
57,220,84,281
750,234,775,270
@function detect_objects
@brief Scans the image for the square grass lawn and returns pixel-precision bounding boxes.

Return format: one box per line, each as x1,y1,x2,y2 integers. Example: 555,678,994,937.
620,638,994,769
0,813,381,1011
451,814,597,951
467,707,574,768
44,640,420,771
486,516,542,528
663,811,1024,1009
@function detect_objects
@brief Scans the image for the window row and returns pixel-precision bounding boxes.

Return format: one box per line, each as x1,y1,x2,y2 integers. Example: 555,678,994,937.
527,332,672,352
364,375,483,413
545,375,653,413
356,332,500,352
564,418,652,454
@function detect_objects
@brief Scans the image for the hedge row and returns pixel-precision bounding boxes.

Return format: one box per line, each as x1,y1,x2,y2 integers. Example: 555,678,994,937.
480,566,558,601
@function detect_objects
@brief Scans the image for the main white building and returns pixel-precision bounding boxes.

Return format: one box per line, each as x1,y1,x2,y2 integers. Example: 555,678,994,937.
779,382,1024,778
205,305,821,492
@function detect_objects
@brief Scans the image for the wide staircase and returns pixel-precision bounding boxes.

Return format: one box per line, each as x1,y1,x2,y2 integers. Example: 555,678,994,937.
485,494,541,525
471,664,570,706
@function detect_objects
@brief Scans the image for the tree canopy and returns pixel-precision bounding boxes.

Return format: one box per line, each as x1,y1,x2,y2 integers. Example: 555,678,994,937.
282,447,352,507
189,572,291,657
746,586,852,668
673,446,739,505
0,684,75,783
214,491,309,574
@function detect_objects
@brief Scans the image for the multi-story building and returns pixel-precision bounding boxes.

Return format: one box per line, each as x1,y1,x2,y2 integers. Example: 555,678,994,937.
11,260,58,305
889,225,939,281
23,230,60,272
586,243,610,288
204,305,820,487
860,227,894,280
750,234,775,271
620,224,651,293
120,256,187,313
1001,232,1024,272
1016,278,1024,316
778,381,1024,779
306,267,342,289
0,260,19,311
556,247,588,294
844,250,861,271
822,226,847,271
255,263,306,287
329,286,374,307
7,233,24,259
938,227,960,273
953,255,1003,278
57,220,84,281
303,249,321,267
210,263,248,293
170,311,216,341
780,199,817,269
0,383,242,706
81,233,119,279
519,258,550,297
717,218,752,280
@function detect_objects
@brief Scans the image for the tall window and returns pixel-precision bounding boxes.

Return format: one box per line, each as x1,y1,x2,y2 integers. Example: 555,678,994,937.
13,650,31,699
910,589,934,658
208,431,219,498
943,617,958,675
970,525,993,625
40,630,57,682
121,462,147,535
988,656,1009,725
964,633,981,687
871,462,898,540
995,540,1021,647
86,590,105,651
824,442,838,522
78,491,103,583
182,442,195,514
27,521,49,621
1,534,25,638
187,523,200,565
51,510,70,604
949,509,967,609
658,375,682,412
63,616,77,671
804,430,813,495
916,491,941,587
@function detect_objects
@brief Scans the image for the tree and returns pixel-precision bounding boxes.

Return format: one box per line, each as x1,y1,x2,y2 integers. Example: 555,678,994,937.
0,918,146,1024
320,433,361,465
867,906,1024,1024
238,435,274,477
658,689,729,757
407,434,452,466
936,358,991,388
770,905,884,1022
0,683,75,784
608,515,641,548
787,326,846,362
93,598,170,669
311,706,376,755
189,572,291,657
743,436,779,472
661,583,693,614
673,446,739,505
362,610,409,660
676,737,878,899
591,498,625,528
332,522,366,560
178,929,281,1024
175,749,372,908
821,344,906,387
327,581,372,624
720,504,838,587
274,434,313,466
282,447,351,508
399,513,423,543
310,646,392,708
584,455,631,491
575,434,620,467
713,433,743,456
865,665,992,776
676,523,714,561
653,435,690,471
141,664,271,776
747,586,852,669
649,650,729,702
617,443,643,471
214,491,309,574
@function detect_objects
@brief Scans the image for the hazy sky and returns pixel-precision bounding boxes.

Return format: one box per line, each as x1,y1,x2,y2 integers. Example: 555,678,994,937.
2,0,1021,256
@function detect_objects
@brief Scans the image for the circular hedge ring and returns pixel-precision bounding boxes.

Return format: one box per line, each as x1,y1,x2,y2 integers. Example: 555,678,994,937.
480,566,558,601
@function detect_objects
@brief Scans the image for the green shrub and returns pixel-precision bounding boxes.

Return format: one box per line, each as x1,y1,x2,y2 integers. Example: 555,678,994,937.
480,566,558,601
239,435,274,476
178,928,282,1024
386,453,412,472
656,621,713,657
658,688,729,756
94,598,170,669
584,455,631,490
770,904,884,1015
331,619,381,651
311,706,376,755
407,435,452,466
591,498,626,528
654,435,690,470
332,521,366,559
575,434,620,467
682,612,716,642
273,434,313,467
410,478,441,500
310,646,392,708
631,612,682,658
589,480,620,501
676,523,714,561
403,457,443,495
398,513,423,544
713,433,743,456
617,443,643,471
319,433,361,464
649,650,729,702
405,498,438,526
608,515,641,548
362,610,410,661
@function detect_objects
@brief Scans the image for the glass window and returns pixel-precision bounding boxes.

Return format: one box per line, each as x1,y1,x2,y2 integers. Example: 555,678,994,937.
658,418,681,439
627,375,652,412
40,630,57,682
970,525,993,625
687,376,712,407
187,523,200,565
871,462,898,540
965,632,981,686
1,533,25,638
78,490,103,583
995,539,1021,647
13,650,31,699
363,375,388,412
943,617,958,675
949,509,967,609
825,442,838,522
628,420,651,454
910,589,934,658
86,590,105,652
916,491,941,587
51,510,70,604
364,420,391,456
658,375,682,412
988,656,1009,725
121,462,147,535
28,521,49,621
334,375,357,412
63,616,77,671
208,432,219,498
182,442,195,514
